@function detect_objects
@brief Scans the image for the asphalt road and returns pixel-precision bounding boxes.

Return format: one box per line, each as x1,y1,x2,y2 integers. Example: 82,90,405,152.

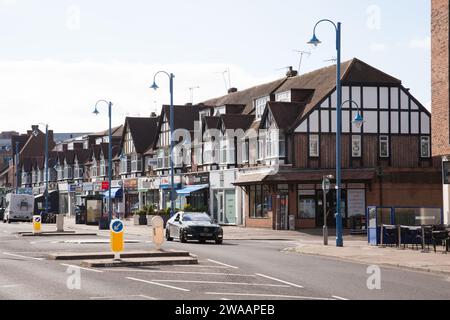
1,222,450,300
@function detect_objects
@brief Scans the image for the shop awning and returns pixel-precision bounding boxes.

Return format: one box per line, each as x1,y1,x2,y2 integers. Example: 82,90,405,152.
176,184,209,196
102,187,123,199
34,190,58,199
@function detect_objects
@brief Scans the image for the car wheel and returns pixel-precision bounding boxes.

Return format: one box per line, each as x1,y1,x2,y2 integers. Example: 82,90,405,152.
166,229,173,241
199,239,206,244
215,239,223,245
179,230,187,243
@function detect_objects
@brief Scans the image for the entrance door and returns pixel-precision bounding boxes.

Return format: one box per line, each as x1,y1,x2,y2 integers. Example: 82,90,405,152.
218,192,224,223
277,194,289,230
317,190,347,228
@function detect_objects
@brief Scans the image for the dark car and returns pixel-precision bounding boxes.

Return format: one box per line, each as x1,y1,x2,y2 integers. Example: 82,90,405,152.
165,212,223,244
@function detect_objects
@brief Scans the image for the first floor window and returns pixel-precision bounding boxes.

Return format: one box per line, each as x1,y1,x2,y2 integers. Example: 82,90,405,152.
258,135,265,160
420,136,431,158
309,134,319,158
379,136,389,158
242,139,249,163
352,135,362,158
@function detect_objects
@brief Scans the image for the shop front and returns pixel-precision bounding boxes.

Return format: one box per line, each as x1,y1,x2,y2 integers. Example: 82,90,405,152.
176,173,210,212
138,177,160,210
58,182,77,216
123,178,139,217
210,169,239,225
159,175,182,210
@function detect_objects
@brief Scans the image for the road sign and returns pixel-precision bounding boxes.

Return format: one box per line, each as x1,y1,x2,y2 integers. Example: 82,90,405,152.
33,215,42,234
322,178,331,194
151,216,165,251
110,219,124,257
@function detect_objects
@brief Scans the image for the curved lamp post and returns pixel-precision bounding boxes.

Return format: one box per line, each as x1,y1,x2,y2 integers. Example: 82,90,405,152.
34,123,49,217
151,71,175,217
308,19,345,247
342,100,365,129
92,100,113,225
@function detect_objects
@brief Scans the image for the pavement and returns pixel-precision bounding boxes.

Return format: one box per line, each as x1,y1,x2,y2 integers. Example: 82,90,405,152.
60,217,450,276
2,221,450,300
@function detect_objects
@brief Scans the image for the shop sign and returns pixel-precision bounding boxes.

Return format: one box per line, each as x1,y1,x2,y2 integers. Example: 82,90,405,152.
160,176,181,186
112,180,123,188
183,173,210,186
58,183,69,192
17,187,33,195
83,182,94,192
69,184,78,193
101,181,109,191
93,182,103,192
123,178,138,191
138,178,152,191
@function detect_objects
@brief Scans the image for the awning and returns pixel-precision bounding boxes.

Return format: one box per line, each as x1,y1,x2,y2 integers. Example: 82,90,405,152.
176,184,209,196
102,187,123,199
34,190,58,199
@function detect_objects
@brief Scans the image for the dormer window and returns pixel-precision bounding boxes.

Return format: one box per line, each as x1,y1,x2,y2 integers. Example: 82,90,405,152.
275,91,291,102
214,106,226,116
255,96,270,120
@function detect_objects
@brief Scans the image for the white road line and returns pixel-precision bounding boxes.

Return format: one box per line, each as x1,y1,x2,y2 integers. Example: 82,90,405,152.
90,295,156,300
332,295,350,301
0,284,21,289
126,277,190,292
103,269,254,277
2,252,44,261
207,259,239,269
171,264,230,269
221,298,231,301
255,273,304,289
206,292,334,300
150,280,290,288
60,264,104,273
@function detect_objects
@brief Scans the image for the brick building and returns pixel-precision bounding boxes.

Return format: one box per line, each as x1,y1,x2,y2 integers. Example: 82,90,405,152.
432,0,450,224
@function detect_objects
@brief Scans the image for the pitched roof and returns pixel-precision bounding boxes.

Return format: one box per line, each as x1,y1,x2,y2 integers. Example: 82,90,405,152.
123,117,159,154
204,117,220,130
202,78,287,115
265,102,307,129
91,125,124,137
161,105,200,131
220,114,255,131
74,149,91,164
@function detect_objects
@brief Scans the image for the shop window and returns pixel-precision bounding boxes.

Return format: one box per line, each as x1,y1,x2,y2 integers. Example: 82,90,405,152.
298,189,316,219
249,185,270,218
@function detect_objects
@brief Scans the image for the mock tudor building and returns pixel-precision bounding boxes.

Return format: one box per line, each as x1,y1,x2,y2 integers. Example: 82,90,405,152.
432,0,450,224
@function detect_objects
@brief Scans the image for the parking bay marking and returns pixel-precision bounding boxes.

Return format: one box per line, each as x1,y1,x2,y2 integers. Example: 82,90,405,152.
207,259,239,269
205,292,334,300
104,269,255,277
60,264,104,273
126,277,190,292
2,252,44,261
150,280,290,288
255,273,304,289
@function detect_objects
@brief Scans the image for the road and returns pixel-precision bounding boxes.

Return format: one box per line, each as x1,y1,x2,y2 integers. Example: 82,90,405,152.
1,222,450,300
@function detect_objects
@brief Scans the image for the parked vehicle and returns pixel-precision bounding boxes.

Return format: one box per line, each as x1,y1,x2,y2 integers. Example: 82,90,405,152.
3,193,35,223
165,212,223,244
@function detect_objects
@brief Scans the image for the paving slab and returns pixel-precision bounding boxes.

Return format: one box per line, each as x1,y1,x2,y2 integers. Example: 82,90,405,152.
48,250,191,261
81,255,198,268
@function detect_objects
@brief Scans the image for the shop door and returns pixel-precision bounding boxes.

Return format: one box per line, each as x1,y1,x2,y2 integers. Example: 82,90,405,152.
277,194,289,230
217,192,225,224
317,190,347,228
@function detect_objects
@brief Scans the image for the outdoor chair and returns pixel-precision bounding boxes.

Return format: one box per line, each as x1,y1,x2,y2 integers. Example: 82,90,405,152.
432,225,450,253
402,227,422,250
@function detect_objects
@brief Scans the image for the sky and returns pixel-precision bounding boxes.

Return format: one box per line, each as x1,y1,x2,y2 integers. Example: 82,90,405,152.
0,0,431,134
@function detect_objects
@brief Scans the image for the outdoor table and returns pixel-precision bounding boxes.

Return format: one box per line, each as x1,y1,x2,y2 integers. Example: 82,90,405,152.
432,230,450,253
399,226,422,249
380,225,398,247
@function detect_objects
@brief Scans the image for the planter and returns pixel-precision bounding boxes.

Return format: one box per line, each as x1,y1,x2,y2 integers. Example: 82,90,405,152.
134,215,148,226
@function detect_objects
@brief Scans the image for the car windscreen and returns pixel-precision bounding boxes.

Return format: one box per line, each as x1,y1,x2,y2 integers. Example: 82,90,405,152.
182,213,211,222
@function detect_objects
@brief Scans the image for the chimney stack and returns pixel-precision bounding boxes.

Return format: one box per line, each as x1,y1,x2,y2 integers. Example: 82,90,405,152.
228,87,238,94
286,66,298,77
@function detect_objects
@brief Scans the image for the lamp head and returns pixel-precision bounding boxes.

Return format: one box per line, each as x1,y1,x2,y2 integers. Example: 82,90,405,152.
93,107,100,116
150,81,159,91
352,112,364,129
307,34,321,47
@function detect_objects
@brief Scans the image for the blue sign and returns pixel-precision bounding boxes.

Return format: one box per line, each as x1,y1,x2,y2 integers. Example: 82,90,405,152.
110,219,124,234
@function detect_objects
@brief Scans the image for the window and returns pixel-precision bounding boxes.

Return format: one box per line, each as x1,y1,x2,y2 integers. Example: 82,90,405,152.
258,134,265,160
352,135,362,158
242,139,249,163
309,135,319,157
298,193,316,219
64,166,73,180
131,154,142,172
420,136,431,158
379,136,389,158
120,156,129,174
157,150,164,169
220,138,227,164
279,133,286,158
275,91,291,102
249,185,271,218
255,96,270,120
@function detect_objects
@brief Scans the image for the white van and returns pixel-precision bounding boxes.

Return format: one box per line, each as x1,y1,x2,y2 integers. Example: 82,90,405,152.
3,193,35,223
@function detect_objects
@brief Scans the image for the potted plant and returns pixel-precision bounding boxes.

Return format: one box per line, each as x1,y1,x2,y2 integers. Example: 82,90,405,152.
133,210,148,225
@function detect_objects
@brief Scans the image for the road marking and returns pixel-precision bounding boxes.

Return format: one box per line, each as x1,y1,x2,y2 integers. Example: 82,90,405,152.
2,252,44,261
171,264,230,269
0,284,21,289
205,292,334,300
255,273,304,289
126,277,190,292
60,264,103,273
90,295,156,300
221,298,231,301
103,269,254,277
332,295,349,301
207,259,239,269
150,280,290,288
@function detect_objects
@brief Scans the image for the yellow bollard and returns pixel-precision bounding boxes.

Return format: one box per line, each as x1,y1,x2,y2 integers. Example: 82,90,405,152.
110,219,124,260
32,215,42,234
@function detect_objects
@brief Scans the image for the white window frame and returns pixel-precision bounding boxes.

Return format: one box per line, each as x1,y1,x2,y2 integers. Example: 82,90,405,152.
352,135,362,158
131,154,142,172
275,90,291,102
420,136,431,158
379,136,390,158
309,134,319,158
242,139,249,163
255,96,270,120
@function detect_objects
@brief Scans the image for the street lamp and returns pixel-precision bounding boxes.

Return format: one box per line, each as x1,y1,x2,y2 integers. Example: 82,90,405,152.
92,100,113,226
308,19,344,247
342,100,365,129
34,124,49,218
322,174,334,246
151,71,176,217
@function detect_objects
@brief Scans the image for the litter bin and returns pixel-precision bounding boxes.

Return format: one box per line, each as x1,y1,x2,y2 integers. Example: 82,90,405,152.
75,205,86,224
99,215,110,230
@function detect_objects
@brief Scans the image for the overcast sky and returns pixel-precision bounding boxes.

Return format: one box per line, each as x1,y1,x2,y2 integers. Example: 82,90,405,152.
0,0,431,134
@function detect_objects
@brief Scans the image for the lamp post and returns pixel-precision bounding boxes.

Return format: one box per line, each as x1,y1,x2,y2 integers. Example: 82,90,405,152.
308,19,344,247
151,71,176,217
34,124,49,217
92,100,113,225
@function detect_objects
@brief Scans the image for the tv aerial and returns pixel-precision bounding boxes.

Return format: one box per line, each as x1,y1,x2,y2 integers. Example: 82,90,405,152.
293,50,311,73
